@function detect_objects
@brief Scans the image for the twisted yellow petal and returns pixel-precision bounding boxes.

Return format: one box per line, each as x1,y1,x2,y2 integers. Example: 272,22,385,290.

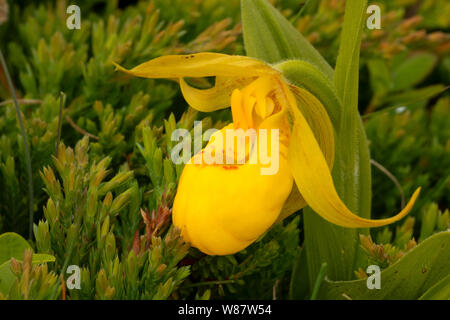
276,84,337,221
180,77,252,112
283,80,421,228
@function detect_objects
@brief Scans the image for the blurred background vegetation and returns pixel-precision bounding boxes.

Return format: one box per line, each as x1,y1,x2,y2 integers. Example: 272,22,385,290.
0,0,448,299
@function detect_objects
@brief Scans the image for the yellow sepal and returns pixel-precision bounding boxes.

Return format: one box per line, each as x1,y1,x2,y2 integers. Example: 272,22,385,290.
113,53,278,78
286,91,421,228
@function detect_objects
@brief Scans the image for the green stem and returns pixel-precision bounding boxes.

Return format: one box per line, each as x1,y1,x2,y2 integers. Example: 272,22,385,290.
310,263,327,300
0,49,34,239
370,159,405,208
56,92,66,155
291,0,314,24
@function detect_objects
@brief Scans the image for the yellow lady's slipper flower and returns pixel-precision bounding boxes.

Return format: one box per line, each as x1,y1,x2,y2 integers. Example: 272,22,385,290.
115,53,421,255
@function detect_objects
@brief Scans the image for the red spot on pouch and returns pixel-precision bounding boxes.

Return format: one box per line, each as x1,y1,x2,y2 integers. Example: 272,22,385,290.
222,165,238,170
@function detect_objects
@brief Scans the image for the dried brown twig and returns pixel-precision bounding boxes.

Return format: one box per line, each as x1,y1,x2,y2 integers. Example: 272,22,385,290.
65,115,99,140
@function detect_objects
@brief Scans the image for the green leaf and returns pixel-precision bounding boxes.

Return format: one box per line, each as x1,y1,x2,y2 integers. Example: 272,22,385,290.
241,0,333,79
310,263,327,300
0,232,31,264
0,261,16,295
333,0,368,198
334,0,367,110
363,85,447,119
383,85,447,107
304,0,372,286
31,254,56,264
0,255,55,296
289,247,310,299
0,233,55,296
392,53,438,91
367,59,392,96
318,231,450,299
419,274,450,300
